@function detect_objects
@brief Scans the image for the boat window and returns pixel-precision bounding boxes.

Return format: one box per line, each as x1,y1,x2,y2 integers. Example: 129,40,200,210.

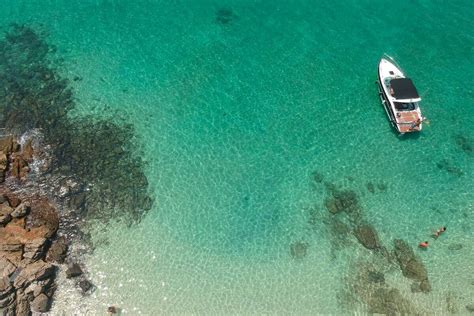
394,102,416,111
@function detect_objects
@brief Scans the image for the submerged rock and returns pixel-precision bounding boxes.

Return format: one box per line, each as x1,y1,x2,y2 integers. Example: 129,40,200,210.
324,189,360,216
353,224,381,250
290,241,309,259
393,239,430,292
448,243,463,251
216,8,235,25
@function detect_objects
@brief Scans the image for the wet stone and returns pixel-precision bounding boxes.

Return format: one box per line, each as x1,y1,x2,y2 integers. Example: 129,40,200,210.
78,279,93,294
66,263,83,278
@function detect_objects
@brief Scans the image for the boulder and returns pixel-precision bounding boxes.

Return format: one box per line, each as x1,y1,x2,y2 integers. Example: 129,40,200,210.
10,203,29,218
466,304,474,312
30,293,50,313
353,224,381,250
46,236,68,263
66,263,83,278
13,261,55,289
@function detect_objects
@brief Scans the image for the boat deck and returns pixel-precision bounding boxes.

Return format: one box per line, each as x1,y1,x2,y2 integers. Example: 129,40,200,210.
396,111,421,133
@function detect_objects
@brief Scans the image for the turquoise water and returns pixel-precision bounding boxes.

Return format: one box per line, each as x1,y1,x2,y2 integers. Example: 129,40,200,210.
1,0,473,314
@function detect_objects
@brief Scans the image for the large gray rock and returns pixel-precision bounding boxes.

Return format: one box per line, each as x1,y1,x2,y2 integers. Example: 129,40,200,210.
13,261,55,289
30,293,50,313
46,237,68,263
353,224,381,250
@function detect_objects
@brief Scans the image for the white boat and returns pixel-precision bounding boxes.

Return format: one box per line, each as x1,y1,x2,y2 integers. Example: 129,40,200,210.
377,55,424,134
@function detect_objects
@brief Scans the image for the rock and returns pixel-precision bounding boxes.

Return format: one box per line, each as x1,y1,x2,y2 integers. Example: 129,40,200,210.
367,271,385,284
366,182,375,193
0,136,15,154
411,282,421,293
0,196,6,204
6,196,21,208
0,151,7,171
367,287,418,315
0,258,17,278
13,261,55,289
466,304,474,312
404,260,428,282
448,243,463,251
108,306,118,314
66,263,83,278
0,213,12,226
0,290,15,308
290,241,309,259
10,203,29,218
0,277,13,299
353,224,381,250
46,236,68,263
447,293,459,313
78,279,93,293
23,238,48,261
420,279,432,293
21,139,33,161
30,293,50,313
15,291,30,316
393,239,430,291
325,190,360,215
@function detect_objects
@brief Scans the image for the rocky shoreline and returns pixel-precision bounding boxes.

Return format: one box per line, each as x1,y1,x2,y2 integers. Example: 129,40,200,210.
0,135,91,314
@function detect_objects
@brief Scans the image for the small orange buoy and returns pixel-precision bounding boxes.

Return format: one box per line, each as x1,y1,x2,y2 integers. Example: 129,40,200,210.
419,241,429,248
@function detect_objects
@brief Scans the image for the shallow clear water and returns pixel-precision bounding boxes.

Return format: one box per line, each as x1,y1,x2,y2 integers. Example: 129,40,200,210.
1,0,473,314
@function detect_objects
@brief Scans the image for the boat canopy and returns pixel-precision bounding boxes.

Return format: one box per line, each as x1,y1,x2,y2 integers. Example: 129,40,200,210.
390,78,420,101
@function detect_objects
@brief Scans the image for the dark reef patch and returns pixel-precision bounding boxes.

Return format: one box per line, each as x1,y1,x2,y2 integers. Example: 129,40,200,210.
0,24,153,223
454,134,473,155
436,159,463,177
215,8,236,25
290,241,308,259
